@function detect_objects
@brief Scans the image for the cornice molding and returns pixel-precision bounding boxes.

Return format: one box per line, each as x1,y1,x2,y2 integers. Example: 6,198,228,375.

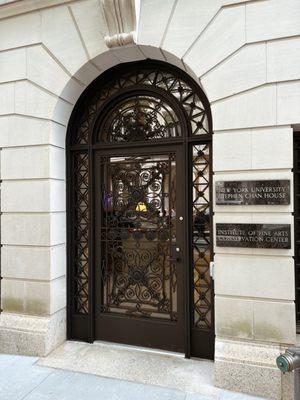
101,0,138,48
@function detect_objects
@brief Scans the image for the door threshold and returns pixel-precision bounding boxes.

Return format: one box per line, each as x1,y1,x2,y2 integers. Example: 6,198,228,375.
93,340,185,358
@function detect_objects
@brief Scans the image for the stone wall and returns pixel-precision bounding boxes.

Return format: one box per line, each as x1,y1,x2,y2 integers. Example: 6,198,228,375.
0,0,299,398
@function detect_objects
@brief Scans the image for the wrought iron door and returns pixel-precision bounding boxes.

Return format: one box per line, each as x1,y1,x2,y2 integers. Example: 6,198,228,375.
67,61,214,359
94,147,185,351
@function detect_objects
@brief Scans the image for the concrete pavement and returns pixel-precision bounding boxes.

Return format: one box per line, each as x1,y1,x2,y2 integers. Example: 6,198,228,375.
0,351,265,400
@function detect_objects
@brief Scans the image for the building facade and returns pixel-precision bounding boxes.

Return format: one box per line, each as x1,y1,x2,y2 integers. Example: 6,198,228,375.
0,0,299,399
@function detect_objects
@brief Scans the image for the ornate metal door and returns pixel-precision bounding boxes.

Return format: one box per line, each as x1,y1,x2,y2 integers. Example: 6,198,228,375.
67,61,214,358
94,147,185,351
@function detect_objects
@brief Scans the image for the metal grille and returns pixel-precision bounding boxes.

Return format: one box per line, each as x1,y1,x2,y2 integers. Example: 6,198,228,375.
101,95,181,142
100,154,177,320
294,133,300,330
67,62,213,351
191,144,213,329
72,67,210,145
72,152,89,314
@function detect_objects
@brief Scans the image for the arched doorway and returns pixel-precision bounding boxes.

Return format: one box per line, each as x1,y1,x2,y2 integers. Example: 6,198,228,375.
66,61,214,359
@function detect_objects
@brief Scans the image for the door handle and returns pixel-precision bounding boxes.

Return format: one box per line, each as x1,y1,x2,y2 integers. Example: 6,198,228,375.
168,246,181,263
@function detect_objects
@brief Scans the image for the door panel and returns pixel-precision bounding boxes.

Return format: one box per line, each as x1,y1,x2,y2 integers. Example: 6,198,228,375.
94,147,185,352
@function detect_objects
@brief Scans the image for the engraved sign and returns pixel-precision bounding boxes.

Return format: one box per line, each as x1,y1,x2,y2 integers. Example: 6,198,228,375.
216,180,290,205
216,223,291,249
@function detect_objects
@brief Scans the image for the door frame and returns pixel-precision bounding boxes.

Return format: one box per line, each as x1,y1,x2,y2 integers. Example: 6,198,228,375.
93,144,186,352
66,60,214,359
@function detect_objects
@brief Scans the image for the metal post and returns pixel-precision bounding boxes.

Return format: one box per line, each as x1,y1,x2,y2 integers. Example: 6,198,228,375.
277,347,300,399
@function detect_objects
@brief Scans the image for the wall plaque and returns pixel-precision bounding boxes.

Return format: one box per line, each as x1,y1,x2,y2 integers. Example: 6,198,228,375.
216,223,291,249
215,180,290,205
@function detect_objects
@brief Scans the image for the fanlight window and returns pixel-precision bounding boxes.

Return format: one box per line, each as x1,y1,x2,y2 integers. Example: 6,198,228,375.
73,66,210,145
100,95,181,142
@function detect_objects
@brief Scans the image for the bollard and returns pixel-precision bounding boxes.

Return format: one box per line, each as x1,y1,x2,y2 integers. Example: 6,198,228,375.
277,347,300,399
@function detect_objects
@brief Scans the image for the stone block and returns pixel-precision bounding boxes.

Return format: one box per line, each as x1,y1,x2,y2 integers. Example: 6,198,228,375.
2,279,49,315
202,43,266,101
112,46,145,63
2,277,65,316
277,81,300,126
246,0,300,42
0,309,66,356
215,296,253,339
92,50,120,72
162,0,219,59
251,126,293,170
215,359,281,399
214,339,285,399
213,130,252,171
50,277,66,314
213,126,293,172
0,116,66,148
50,212,66,246
139,45,166,61
251,127,293,169
15,80,72,125
184,5,245,77
214,254,294,300
1,180,65,212
215,337,281,366
41,6,89,77
27,45,83,103
73,60,101,87
0,47,26,83
1,244,66,281
1,213,65,246
211,84,276,131
51,245,66,280
138,0,176,47
253,301,296,344
0,83,14,115
267,37,300,83
1,145,65,180
70,0,107,59
0,12,41,51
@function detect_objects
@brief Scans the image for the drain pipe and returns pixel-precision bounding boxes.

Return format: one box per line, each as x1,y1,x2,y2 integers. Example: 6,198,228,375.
276,347,300,398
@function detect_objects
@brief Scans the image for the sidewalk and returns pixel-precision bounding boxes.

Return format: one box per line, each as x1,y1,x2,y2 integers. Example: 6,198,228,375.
0,351,264,400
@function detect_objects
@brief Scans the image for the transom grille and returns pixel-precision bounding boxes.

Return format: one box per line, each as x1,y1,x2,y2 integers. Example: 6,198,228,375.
72,67,210,146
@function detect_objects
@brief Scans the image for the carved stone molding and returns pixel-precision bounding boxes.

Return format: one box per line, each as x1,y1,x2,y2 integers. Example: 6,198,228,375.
101,0,138,48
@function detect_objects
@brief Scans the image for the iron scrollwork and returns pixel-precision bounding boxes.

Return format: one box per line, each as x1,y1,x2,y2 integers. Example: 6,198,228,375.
69,64,213,337
100,154,177,320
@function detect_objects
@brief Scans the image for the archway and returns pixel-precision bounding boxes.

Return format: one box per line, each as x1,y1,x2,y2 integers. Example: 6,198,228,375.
66,60,214,359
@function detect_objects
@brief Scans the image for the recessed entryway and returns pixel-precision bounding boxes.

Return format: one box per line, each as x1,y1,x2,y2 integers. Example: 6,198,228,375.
67,61,214,359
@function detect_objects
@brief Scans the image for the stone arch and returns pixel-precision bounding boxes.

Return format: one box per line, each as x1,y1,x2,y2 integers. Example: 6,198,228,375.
53,45,210,135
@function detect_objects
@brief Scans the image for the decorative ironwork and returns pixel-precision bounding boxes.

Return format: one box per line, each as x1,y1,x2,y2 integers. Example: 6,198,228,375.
100,154,177,319
67,62,213,356
101,95,181,142
191,144,212,329
72,152,89,314
73,67,210,145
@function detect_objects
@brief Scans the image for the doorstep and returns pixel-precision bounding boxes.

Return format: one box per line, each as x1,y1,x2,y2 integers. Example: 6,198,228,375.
37,340,264,399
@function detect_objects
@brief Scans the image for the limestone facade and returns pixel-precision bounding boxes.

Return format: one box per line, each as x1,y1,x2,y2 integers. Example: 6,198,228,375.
0,0,299,399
